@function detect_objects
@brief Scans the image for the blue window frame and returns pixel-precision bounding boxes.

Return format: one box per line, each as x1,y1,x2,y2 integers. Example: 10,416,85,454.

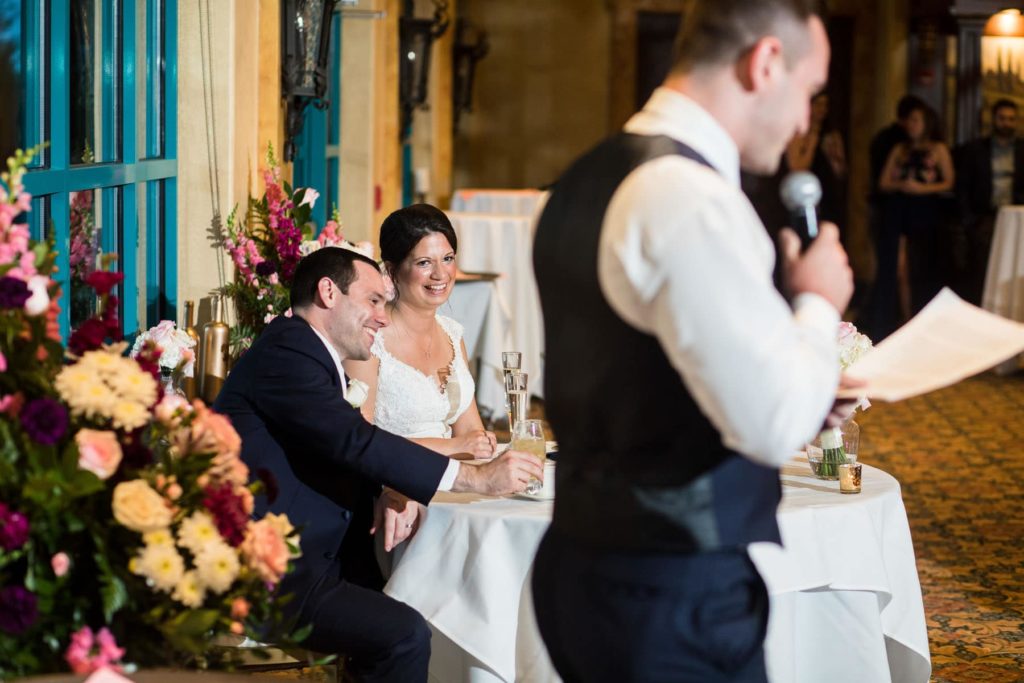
294,10,340,229
16,0,178,338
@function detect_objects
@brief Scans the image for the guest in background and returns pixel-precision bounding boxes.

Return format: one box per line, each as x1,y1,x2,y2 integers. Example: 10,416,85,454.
344,204,496,459
785,92,847,228
532,1,854,680
954,99,1024,305
214,247,541,682
868,102,953,340
869,94,927,202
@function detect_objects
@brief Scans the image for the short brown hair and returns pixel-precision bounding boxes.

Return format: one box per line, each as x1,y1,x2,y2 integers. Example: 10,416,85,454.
290,247,380,310
670,0,824,74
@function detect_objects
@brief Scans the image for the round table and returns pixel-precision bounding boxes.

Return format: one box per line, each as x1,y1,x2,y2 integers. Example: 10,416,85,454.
983,205,1024,373
385,457,931,683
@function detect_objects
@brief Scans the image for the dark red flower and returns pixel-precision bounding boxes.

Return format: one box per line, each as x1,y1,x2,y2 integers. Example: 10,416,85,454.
203,482,250,547
256,468,279,505
85,271,123,296
0,276,31,309
20,397,68,446
68,318,109,356
0,503,30,551
0,586,37,635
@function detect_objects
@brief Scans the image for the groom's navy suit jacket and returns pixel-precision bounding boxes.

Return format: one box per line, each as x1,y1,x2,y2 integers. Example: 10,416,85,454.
214,315,450,617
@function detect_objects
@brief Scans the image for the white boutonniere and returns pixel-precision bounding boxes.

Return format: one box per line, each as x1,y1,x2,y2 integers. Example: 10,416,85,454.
347,379,370,409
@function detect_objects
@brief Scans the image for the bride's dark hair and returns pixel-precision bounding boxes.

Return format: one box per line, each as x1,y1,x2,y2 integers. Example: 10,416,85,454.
379,203,459,268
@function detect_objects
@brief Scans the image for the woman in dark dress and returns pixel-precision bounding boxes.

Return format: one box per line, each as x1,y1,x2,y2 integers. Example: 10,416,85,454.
868,103,954,340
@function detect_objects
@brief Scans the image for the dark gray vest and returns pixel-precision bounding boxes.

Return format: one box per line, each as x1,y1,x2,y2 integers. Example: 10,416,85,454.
533,132,782,553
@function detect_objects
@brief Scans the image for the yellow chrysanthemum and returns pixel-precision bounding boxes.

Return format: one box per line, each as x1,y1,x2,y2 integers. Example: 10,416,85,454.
134,543,185,593
77,349,121,377
106,363,158,406
63,380,117,419
143,528,175,547
194,542,240,594
111,399,151,431
177,512,222,555
171,570,206,608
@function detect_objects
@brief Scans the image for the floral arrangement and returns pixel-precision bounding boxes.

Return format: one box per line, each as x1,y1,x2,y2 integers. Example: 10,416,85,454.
69,146,99,327
0,148,303,677
215,145,373,358
810,322,874,478
131,320,197,380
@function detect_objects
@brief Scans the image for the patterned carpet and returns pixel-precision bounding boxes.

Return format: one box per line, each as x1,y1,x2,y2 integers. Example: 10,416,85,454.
857,372,1024,682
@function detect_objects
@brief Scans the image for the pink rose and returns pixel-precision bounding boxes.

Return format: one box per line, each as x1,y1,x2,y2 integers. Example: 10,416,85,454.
0,351,6,372
231,597,251,619
51,552,70,577
75,429,123,480
230,621,245,635
240,519,290,585
155,394,192,428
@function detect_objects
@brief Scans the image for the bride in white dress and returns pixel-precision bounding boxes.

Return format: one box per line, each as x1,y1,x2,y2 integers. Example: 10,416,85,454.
344,204,497,459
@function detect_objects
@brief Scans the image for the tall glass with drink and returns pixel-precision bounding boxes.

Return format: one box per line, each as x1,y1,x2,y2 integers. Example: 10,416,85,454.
511,418,546,495
505,371,528,433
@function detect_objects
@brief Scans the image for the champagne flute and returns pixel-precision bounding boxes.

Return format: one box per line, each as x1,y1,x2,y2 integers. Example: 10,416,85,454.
511,419,546,495
502,351,522,385
505,371,528,433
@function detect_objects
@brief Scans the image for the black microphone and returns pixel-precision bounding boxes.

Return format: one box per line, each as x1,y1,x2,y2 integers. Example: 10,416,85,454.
779,171,822,248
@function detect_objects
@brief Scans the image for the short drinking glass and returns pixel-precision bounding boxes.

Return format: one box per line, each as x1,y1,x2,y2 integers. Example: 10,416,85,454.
512,419,546,495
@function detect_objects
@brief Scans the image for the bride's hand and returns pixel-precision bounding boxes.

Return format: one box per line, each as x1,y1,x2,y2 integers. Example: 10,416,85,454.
452,430,498,459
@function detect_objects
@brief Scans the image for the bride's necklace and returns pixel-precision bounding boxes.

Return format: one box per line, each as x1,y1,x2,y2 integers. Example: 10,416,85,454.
394,311,435,362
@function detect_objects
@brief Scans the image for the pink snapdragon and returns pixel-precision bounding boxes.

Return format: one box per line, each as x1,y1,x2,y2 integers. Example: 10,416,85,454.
64,626,126,674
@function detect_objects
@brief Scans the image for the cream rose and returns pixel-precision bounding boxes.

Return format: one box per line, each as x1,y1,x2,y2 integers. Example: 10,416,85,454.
75,429,123,480
347,379,369,410
112,479,174,533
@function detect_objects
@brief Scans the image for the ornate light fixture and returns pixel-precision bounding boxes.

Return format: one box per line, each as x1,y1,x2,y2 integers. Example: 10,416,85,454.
984,9,1024,37
453,19,489,131
281,0,339,162
399,0,449,138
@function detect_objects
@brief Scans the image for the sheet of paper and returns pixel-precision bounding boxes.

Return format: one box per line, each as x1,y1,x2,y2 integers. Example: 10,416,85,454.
839,288,1024,401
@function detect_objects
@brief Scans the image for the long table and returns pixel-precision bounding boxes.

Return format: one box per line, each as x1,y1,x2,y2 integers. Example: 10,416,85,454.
384,457,931,683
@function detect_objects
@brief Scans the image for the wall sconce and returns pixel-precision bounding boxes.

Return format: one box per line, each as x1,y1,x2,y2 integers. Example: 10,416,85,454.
985,9,1024,37
400,0,449,139
453,19,489,131
281,0,339,162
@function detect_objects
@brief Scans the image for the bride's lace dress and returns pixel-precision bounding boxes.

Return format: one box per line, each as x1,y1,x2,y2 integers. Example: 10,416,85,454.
371,315,475,438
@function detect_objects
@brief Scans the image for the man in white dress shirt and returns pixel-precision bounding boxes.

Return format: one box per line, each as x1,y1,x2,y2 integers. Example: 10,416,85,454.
532,1,853,681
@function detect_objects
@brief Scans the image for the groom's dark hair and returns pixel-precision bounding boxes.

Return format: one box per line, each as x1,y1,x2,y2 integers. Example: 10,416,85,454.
290,246,380,310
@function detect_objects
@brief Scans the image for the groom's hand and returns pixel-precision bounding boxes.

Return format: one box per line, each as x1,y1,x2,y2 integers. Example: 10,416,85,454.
371,488,419,552
451,450,543,496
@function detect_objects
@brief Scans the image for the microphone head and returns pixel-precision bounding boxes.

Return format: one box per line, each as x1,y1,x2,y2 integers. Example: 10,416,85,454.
779,171,822,211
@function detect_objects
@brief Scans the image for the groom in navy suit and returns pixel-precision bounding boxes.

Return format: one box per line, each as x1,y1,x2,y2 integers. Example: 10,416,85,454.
215,247,541,682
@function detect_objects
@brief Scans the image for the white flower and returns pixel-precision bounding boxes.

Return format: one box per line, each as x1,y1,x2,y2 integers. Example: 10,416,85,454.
177,511,223,555
299,240,322,257
134,543,185,593
298,188,320,209
172,570,206,608
347,379,369,409
194,542,241,594
131,320,197,376
24,275,50,316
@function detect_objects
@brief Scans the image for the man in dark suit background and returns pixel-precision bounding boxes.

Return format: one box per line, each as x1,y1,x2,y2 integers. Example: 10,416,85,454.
955,98,1024,305
214,247,541,682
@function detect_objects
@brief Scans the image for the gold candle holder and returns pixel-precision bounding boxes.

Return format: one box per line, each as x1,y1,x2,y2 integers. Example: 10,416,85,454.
838,463,862,494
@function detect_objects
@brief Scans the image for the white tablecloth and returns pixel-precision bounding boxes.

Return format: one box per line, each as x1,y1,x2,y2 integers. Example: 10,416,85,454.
982,205,1024,374
446,279,513,419
451,189,549,218
448,212,545,398
385,457,930,683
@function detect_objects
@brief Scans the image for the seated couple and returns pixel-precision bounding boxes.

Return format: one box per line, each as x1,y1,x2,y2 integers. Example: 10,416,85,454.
214,205,540,683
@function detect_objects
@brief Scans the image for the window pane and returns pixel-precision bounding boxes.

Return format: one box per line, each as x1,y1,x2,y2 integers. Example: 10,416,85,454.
70,0,122,164
1,1,46,167
69,189,100,327
136,0,148,159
